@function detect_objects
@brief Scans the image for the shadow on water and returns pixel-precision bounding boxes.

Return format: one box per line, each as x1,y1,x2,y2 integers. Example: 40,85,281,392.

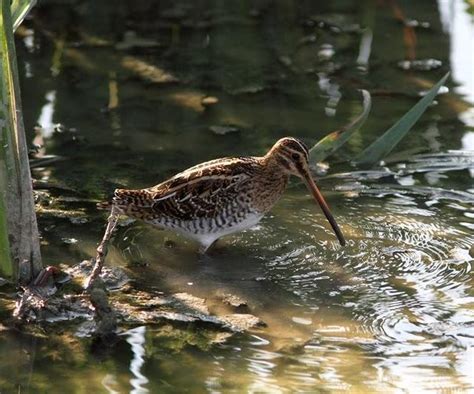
1,0,473,392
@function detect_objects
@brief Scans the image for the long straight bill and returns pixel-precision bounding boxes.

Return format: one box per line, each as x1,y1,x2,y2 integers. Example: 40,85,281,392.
303,174,346,246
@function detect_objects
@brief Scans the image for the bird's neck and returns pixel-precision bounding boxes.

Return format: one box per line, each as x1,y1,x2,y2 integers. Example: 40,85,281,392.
261,152,289,177
246,156,289,213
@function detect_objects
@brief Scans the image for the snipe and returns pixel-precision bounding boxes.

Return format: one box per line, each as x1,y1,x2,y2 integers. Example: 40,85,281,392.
109,137,346,251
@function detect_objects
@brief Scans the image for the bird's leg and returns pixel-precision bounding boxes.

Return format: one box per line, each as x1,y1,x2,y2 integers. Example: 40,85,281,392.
198,239,222,260
198,244,210,255
85,205,120,290
198,238,221,255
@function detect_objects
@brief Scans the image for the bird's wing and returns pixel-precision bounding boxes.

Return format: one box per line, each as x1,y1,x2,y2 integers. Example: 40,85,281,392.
147,158,259,219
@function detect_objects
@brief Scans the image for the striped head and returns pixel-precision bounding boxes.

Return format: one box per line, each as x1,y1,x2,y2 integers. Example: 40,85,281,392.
267,137,310,177
266,137,346,246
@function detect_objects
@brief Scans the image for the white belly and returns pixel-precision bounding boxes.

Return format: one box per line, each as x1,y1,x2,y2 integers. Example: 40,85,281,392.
196,212,263,248
153,212,264,251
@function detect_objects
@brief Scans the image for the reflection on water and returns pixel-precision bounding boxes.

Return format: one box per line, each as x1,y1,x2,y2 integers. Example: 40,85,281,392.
438,0,474,105
36,90,57,138
1,0,473,392
438,0,474,157
126,326,149,394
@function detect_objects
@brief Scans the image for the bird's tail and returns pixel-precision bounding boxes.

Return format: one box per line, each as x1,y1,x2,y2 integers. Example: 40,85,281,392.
97,188,154,212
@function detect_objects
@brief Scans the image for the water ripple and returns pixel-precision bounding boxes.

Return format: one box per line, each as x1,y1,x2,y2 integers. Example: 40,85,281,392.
252,184,474,391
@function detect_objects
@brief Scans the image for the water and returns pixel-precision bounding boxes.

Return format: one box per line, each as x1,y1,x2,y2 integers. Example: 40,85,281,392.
1,0,473,392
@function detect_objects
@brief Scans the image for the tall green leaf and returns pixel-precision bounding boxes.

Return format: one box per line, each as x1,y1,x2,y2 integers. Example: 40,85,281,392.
354,72,450,167
309,90,371,164
0,0,15,276
11,0,36,32
0,0,41,281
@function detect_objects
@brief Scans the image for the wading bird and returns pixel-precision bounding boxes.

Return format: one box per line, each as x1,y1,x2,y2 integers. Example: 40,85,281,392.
110,137,345,251
87,137,346,287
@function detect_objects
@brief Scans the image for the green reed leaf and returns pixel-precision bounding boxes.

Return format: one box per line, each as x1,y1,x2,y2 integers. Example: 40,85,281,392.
309,90,371,164
354,72,450,168
0,0,41,280
0,0,16,276
11,0,36,32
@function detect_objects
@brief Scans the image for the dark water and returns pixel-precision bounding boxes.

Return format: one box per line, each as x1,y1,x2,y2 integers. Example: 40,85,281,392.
1,0,473,392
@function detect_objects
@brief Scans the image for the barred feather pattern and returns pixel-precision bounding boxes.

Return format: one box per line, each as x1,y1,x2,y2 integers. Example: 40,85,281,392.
111,157,288,246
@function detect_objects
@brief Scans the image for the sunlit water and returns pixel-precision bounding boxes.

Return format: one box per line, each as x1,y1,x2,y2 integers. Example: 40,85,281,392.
1,0,473,393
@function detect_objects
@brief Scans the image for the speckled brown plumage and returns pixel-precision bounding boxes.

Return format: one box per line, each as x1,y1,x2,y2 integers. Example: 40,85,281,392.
106,137,345,251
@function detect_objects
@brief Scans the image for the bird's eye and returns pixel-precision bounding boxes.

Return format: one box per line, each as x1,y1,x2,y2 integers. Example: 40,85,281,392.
292,153,299,160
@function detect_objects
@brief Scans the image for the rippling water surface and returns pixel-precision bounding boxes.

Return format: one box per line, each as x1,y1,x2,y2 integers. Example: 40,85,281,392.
1,0,473,392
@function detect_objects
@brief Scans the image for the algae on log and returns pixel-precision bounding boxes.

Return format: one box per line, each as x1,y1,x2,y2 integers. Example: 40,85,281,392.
0,0,42,283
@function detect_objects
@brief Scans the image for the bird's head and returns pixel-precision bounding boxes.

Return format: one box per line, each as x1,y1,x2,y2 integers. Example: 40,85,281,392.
267,137,311,178
266,137,346,246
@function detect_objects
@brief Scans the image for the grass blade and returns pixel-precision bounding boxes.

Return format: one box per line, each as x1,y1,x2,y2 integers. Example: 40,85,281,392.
0,0,42,281
309,90,371,164
0,1,15,277
354,72,450,167
11,0,36,32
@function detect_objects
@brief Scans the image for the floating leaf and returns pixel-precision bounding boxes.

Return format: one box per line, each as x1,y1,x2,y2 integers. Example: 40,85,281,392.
121,55,179,84
354,72,450,168
309,89,371,164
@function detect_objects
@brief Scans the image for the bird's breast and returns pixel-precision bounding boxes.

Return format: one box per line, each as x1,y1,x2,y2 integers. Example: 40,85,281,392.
248,174,289,213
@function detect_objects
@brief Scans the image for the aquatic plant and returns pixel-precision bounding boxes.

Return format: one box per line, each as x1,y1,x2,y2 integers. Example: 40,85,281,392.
355,72,450,167
0,0,41,282
309,72,451,167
